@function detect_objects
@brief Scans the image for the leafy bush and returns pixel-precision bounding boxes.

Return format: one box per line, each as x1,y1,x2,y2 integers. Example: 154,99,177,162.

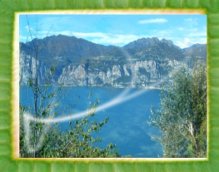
20,107,119,158
149,64,207,157
20,68,119,158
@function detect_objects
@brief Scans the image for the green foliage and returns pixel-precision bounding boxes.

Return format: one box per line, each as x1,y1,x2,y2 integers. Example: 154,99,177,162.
20,90,120,158
20,23,120,157
149,64,207,157
20,108,119,158
20,66,119,158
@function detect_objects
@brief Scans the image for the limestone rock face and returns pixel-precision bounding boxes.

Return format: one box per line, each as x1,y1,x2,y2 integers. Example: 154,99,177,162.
19,35,206,88
55,59,183,88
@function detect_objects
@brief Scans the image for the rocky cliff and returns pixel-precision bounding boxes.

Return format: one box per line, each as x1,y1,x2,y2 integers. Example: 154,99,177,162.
20,35,206,88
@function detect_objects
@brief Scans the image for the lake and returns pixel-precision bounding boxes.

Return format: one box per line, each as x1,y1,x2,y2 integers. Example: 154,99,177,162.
20,86,163,157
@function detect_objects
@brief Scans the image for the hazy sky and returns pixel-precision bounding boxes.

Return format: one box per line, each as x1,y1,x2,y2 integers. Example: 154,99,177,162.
19,14,206,48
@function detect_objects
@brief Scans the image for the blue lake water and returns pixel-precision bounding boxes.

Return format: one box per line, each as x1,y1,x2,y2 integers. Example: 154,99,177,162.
20,86,163,157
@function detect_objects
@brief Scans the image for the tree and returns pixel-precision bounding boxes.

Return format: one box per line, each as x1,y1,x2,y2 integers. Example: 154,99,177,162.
19,66,120,158
149,64,207,157
20,19,119,158
20,103,119,158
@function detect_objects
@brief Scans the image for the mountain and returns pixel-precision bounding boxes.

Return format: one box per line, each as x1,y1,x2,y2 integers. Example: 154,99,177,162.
20,35,126,63
183,43,206,59
182,44,206,68
123,37,184,61
20,35,206,88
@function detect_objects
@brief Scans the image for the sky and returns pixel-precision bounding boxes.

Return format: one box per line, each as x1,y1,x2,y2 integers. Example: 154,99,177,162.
19,14,206,48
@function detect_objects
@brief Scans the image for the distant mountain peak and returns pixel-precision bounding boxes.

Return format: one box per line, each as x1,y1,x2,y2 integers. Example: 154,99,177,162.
161,38,174,46
183,43,206,58
127,37,159,45
188,43,206,48
123,37,183,60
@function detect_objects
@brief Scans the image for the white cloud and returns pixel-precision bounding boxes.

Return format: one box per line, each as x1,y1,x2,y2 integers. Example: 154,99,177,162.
174,37,206,48
51,31,142,46
72,32,107,38
20,29,206,48
184,18,198,23
20,30,143,46
187,31,206,38
184,17,199,27
174,38,192,48
89,33,140,46
138,18,168,24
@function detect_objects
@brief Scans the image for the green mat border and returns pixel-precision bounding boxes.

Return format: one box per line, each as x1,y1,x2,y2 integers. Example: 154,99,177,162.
0,0,218,171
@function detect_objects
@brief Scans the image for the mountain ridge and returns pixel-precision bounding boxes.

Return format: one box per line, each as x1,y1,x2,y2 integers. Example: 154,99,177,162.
20,35,206,88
